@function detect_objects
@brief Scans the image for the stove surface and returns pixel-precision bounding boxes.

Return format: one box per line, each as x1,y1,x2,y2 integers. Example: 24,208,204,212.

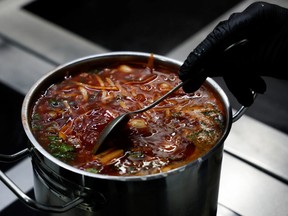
24,0,241,55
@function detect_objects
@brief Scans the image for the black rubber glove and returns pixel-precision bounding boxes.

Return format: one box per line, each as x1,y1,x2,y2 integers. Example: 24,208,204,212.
179,1,288,106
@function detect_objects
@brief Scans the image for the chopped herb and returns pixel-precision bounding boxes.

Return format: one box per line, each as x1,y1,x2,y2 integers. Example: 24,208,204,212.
48,136,75,161
32,113,41,120
172,112,182,118
31,122,42,130
49,99,61,107
201,109,224,128
48,136,60,142
187,130,202,142
31,113,42,130
51,152,75,161
187,130,213,143
201,109,219,116
128,151,145,160
85,167,100,174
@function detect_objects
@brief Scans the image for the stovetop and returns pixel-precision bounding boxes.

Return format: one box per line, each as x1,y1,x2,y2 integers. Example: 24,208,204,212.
1,0,288,215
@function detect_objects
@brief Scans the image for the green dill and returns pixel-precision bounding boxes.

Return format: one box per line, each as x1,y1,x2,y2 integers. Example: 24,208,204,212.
32,113,41,120
187,130,203,142
171,112,182,118
31,122,42,130
187,129,215,147
201,109,224,129
48,136,75,161
48,99,61,108
128,151,145,160
85,167,100,174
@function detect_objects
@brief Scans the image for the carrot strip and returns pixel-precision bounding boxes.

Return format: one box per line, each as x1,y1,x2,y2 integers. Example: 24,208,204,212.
147,53,154,70
95,75,105,86
95,148,124,164
59,119,74,140
105,77,116,86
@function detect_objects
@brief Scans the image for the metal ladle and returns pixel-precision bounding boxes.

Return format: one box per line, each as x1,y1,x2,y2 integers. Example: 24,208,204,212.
91,80,187,154
92,39,250,154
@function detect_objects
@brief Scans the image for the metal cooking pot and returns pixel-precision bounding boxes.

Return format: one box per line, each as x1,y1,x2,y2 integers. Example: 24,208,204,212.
0,52,248,216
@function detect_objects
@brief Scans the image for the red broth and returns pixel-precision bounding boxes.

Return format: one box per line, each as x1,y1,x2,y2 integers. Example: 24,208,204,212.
31,57,225,176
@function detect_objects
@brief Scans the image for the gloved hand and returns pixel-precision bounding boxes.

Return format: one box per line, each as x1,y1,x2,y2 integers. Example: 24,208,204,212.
179,1,288,106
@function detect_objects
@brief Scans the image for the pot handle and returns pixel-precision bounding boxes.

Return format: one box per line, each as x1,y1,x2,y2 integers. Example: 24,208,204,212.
232,92,257,123
0,148,30,162
0,149,85,213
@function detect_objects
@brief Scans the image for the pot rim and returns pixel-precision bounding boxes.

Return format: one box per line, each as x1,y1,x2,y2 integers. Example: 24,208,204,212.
21,51,232,181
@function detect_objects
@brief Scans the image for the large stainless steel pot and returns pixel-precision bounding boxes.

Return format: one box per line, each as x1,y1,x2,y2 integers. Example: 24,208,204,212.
0,52,249,216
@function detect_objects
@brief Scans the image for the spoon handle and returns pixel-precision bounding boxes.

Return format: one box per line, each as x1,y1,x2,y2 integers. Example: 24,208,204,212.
134,80,187,114
92,80,188,155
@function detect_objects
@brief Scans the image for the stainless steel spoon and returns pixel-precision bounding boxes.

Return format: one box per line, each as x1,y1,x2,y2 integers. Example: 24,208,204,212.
91,39,251,154
92,80,187,154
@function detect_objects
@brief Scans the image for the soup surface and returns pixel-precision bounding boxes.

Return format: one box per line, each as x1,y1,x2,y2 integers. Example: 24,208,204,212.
31,56,225,176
